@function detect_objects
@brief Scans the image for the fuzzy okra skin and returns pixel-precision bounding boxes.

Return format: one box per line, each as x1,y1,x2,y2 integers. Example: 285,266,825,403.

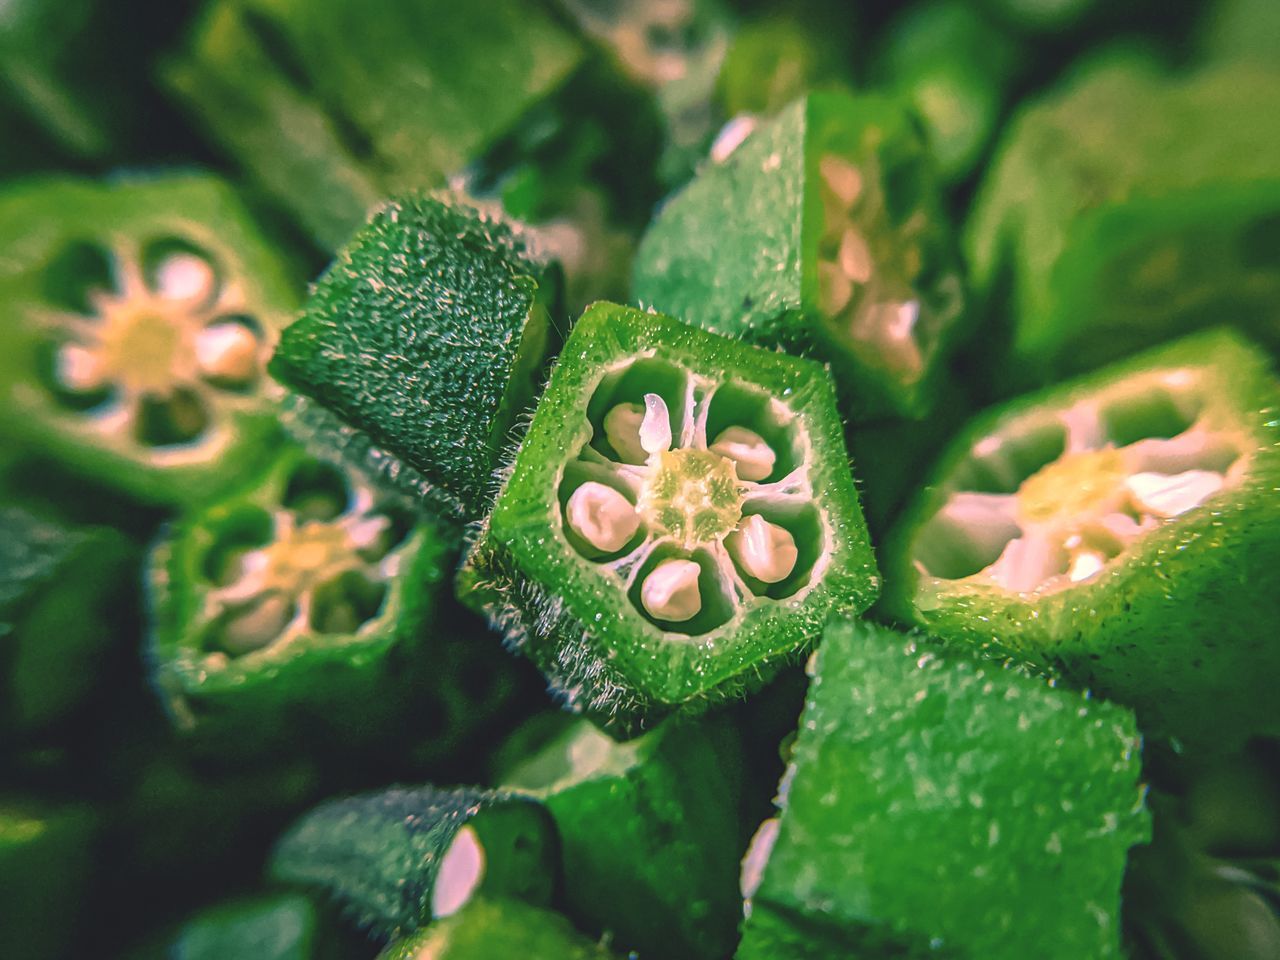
884,329,1280,751
270,785,556,942
378,899,615,960
967,58,1280,384
269,193,560,523
0,174,299,507
738,619,1149,960
459,301,878,719
633,90,965,420
500,712,750,960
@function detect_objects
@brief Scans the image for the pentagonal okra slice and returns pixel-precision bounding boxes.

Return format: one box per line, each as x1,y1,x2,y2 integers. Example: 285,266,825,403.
148,444,451,757
885,328,1280,751
378,899,616,960
460,302,877,717
270,785,556,942
738,620,1149,960
632,90,965,420
269,193,560,523
0,174,298,507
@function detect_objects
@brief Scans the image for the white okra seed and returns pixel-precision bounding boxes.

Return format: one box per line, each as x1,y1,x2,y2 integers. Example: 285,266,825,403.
56,343,105,392
726,514,798,583
1126,470,1224,518
154,252,217,302
640,558,702,622
604,402,647,464
710,426,776,482
566,481,640,553
839,228,873,284
196,322,260,383
819,154,864,206
431,824,486,919
221,592,293,655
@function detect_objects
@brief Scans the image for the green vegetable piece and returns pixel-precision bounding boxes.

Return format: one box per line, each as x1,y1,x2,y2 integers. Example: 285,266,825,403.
148,444,456,758
0,174,299,507
1,506,133,737
270,785,556,941
633,91,965,420
1199,0,1280,66
884,329,1280,751
459,302,878,718
967,59,1280,384
138,893,326,960
378,899,614,960
738,619,1149,960
501,713,750,959
269,194,559,523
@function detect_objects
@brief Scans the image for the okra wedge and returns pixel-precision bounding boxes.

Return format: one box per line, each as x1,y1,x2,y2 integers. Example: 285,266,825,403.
129,893,333,960
148,444,453,757
633,90,965,420
270,785,556,942
378,899,615,960
738,619,1149,960
499,712,749,959
884,328,1280,750
269,194,560,523
460,302,878,718
0,174,299,507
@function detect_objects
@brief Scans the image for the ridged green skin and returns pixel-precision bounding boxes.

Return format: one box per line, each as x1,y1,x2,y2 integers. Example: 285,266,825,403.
459,302,878,719
269,194,559,523
378,899,614,960
163,0,582,250
270,785,556,941
0,506,133,737
883,329,1280,751
501,713,750,960
0,174,300,507
967,59,1280,384
740,619,1149,960
632,91,964,420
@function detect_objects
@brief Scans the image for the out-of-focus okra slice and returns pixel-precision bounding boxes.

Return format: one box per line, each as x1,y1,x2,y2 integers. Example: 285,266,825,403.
0,174,299,507
459,302,878,718
967,58,1280,383
270,785,556,942
129,893,334,960
378,899,615,960
269,194,560,524
500,712,749,959
1199,0,1280,66
884,329,1280,751
1,506,133,738
633,91,965,420
738,619,1149,960
148,444,451,757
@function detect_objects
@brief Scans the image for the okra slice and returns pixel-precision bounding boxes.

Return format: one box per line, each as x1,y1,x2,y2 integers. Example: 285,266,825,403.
270,785,556,941
738,619,1149,960
0,506,133,737
884,328,1280,750
967,58,1280,383
132,893,331,960
379,899,614,960
269,194,560,523
500,713,749,959
460,302,878,717
148,444,451,756
0,174,298,506
633,90,965,420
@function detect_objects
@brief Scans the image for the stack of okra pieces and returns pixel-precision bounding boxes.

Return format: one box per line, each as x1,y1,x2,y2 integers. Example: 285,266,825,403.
2,0,1279,958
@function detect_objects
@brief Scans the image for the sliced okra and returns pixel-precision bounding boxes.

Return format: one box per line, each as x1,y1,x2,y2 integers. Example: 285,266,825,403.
967,58,1280,384
884,329,1280,751
633,90,965,420
738,619,1149,960
148,444,454,757
0,175,298,506
269,194,560,523
459,302,878,718
378,899,615,960
270,785,556,942
136,893,329,960
499,712,749,959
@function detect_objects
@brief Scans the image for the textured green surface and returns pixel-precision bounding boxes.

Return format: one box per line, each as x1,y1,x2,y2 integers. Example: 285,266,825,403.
460,301,878,718
378,899,613,960
270,785,555,941
269,194,559,522
163,893,319,960
742,619,1149,960
884,329,1280,750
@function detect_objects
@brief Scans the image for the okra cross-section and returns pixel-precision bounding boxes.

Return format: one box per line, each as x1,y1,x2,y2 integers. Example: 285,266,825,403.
633,91,965,420
461,302,878,717
885,328,1280,750
0,174,299,506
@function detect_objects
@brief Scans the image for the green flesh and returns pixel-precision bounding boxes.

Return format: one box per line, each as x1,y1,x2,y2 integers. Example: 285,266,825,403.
378,898,614,960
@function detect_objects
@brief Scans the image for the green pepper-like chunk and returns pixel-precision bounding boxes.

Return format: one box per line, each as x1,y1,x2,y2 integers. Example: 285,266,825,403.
378,899,615,960
884,328,1280,751
633,90,965,420
460,302,878,718
0,174,300,507
738,619,1149,960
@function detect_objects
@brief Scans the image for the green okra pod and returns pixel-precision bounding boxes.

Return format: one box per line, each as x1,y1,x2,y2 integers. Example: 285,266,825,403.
378,898,614,960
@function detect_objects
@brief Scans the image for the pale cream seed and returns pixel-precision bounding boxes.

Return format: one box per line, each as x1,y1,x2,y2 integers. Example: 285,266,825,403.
726,514,798,583
819,154,864,206
566,481,640,553
1126,470,1224,519
640,558,702,622
839,228,874,284
196,322,260,384
818,261,854,316
220,593,294,655
56,343,105,392
710,426,776,482
154,252,217,302
604,402,647,464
